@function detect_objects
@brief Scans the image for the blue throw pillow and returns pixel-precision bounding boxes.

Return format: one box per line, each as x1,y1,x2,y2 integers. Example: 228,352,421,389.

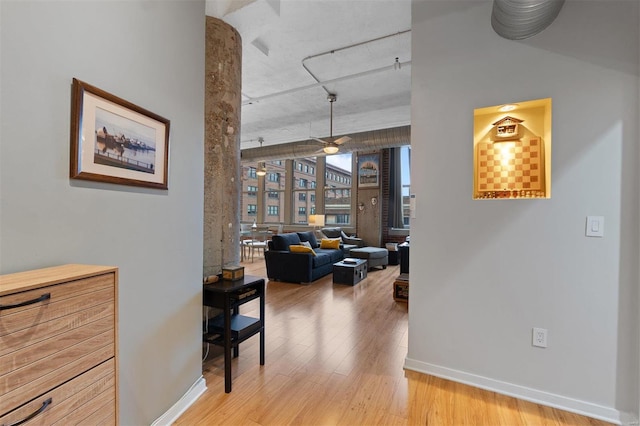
297,231,319,248
272,233,301,251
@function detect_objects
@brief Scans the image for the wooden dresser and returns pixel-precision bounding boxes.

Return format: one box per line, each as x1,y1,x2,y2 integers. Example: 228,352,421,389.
0,264,118,425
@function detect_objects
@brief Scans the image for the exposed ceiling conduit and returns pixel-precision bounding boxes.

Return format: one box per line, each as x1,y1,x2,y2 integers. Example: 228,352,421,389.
301,29,412,96
491,0,565,40
241,125,410,161
242,59,411,106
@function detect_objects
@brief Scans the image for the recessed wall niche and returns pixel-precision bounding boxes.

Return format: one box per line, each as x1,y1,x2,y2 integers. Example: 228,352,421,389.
473,98,551,199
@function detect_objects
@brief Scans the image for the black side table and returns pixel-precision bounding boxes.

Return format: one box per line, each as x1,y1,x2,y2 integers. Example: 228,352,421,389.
203,275,265,393
399,243,410,274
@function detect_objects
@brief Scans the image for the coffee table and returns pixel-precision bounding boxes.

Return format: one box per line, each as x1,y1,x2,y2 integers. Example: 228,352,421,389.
333,258,368,285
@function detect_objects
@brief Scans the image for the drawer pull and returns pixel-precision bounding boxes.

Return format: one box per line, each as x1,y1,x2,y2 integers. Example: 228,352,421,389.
2,397,52,426
0,293,50,311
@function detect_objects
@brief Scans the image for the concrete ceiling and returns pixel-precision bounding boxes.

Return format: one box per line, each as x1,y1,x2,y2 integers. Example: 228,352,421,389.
206,0,412,151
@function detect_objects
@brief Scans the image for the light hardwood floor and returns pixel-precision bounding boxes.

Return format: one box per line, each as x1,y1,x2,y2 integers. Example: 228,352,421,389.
176,256,612,426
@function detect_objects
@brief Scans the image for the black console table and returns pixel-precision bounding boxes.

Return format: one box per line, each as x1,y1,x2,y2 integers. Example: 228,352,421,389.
202,275,265,393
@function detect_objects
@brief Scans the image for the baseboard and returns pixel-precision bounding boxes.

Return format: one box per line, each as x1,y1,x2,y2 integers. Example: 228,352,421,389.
151,376,207,426
404,358,634,425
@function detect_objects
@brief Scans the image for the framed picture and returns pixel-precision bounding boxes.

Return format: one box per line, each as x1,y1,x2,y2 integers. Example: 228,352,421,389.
70,78,170,189
357,153,380,188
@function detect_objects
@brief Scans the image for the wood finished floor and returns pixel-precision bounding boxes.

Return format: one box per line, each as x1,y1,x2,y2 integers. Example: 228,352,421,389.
176,258,612,426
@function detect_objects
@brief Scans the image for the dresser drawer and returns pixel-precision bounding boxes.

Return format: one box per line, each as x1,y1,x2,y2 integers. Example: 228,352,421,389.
0,301,115,359
0,314,114,377
0,359,115,426
0,272,115,337
0,331,114,416
0,265,118,422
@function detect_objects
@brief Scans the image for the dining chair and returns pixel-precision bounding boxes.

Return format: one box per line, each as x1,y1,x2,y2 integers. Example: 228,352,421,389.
246,226,270,262
240,223,255,261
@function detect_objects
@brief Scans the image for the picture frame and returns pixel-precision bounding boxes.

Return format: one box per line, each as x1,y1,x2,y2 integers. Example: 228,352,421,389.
70,78,170,189
357,153,380,188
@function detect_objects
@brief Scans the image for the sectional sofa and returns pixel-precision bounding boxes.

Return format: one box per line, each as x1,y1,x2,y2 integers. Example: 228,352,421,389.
320,227,365,254
265,231,344,283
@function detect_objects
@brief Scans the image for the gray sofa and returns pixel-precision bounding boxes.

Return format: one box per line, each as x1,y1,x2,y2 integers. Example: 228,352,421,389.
320,227,365,255
265,231,344,283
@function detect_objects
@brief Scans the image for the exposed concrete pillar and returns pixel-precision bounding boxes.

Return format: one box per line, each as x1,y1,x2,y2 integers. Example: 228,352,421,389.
204,17,242,276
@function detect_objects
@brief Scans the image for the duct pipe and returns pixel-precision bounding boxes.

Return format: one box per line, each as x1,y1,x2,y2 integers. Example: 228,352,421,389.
491,0,565,40
241,125,410,161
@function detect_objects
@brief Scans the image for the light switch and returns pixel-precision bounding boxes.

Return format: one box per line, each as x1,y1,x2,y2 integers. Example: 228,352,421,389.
586,216,604,237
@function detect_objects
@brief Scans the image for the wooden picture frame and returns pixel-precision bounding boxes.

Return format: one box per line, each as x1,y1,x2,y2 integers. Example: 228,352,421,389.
70,78,170,189
357,153,380,188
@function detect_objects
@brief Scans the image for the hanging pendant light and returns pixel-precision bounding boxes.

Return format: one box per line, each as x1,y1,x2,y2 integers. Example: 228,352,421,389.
256,137,267,176
256,161,267,176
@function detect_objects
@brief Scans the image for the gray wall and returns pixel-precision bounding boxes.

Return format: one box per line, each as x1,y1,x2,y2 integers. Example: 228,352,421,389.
0,1,205,424
408,0,639,423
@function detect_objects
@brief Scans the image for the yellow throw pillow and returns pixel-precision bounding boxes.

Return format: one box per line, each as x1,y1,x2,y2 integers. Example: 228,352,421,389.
320,238,341,250
289,244,317,256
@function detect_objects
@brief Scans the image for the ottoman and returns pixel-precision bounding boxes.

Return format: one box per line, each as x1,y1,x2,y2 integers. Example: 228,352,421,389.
349,247,388,270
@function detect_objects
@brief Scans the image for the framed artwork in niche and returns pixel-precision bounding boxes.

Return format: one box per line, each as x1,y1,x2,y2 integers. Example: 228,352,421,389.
473,98,552,200
357,153,380,188
70,78,170,189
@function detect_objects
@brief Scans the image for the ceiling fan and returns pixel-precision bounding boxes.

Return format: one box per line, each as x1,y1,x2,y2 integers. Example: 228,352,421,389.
311,94,352,155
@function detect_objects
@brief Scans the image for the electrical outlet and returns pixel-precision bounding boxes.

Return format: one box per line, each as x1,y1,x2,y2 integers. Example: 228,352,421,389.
532,328,548,348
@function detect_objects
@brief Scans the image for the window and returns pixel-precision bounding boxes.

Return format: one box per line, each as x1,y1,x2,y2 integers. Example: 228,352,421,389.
334,215,349,224
293,157,317,224
388,146,411,228
241,155,354,226
401,146,411,226
241,161,261,222
264,162,286,223
241,159,287,223
325,153,352,225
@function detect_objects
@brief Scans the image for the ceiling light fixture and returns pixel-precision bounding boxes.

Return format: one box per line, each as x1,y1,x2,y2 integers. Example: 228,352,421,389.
323,142,340,155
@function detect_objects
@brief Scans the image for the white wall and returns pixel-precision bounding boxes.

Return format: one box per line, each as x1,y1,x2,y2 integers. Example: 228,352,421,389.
0,1,205,424
408,0,639,423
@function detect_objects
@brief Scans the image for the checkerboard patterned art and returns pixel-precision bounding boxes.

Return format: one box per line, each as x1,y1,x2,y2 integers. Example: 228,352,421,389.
476,138,544,197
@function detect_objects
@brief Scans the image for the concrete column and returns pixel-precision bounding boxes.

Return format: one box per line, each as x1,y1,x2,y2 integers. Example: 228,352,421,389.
204,17,242,276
